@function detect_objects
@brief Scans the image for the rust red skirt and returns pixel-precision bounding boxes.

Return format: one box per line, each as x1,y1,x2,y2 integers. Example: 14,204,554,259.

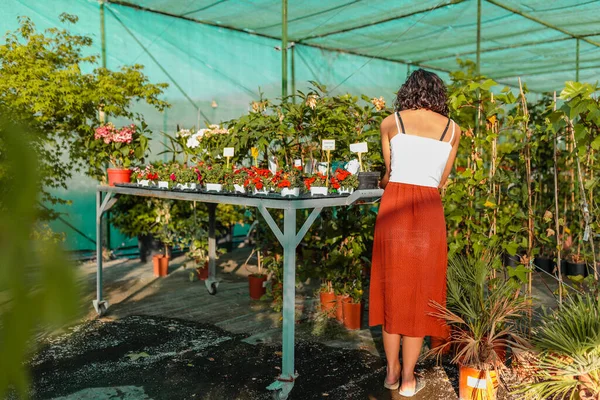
369,182,450,338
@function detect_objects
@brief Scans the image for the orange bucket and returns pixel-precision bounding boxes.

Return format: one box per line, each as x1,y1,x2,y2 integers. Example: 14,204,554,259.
320,291,336,317
459,365,498,400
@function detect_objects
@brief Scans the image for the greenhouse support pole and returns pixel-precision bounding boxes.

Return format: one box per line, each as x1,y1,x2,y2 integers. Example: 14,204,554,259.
282,0,288,99
576,38,580,82
475,0,482,137
100,0,111,250
100,0,107,69
291,43,296,104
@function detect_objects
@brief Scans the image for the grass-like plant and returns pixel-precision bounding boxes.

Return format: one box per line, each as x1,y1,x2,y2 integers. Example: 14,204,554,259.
429,250,531,370
517,294,600,399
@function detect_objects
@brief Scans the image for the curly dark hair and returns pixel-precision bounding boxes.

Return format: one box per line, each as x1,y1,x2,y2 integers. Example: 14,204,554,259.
393,69,449,117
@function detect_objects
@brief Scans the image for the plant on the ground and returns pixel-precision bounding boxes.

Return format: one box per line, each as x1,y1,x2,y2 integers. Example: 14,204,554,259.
517,294,600,399
0,14,169,202
0,117,79,398
429,250,531,370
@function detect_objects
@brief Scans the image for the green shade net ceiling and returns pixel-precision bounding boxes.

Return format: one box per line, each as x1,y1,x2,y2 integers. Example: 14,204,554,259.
1,0,599,251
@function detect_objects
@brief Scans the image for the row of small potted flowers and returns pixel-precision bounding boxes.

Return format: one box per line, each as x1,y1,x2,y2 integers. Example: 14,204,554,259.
130,162,359,196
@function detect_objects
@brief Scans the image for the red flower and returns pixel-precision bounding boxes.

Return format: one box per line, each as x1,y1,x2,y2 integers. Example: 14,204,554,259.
278,179,291,188
294,166,303,171
256,182,264,190
304,177,316,190
170,173,176,181
332,181,340,189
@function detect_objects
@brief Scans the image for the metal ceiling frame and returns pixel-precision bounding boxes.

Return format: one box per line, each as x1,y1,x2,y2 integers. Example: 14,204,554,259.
104,0,600,92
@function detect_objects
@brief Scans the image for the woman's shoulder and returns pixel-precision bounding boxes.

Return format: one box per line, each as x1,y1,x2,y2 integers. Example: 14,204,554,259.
380,113,397,134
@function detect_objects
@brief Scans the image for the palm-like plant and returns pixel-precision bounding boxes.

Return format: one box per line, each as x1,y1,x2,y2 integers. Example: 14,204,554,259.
519,294,600,400
429,250,531,370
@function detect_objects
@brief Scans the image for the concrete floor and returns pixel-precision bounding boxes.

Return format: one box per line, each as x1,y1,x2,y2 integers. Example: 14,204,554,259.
28,246,556,400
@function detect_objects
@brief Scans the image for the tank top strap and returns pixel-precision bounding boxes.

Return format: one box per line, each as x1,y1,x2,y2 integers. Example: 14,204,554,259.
394,111,406,134
448,120,456,143
439,118,451,141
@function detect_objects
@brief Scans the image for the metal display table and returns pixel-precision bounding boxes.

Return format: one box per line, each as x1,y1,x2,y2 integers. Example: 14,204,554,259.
94,185,383,399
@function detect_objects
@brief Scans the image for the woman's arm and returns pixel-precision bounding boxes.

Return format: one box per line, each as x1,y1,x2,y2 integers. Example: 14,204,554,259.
438,123,462,189
379,123,391,189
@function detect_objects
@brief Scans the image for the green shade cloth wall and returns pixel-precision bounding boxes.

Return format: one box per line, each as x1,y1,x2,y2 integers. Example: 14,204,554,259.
2,0,598,250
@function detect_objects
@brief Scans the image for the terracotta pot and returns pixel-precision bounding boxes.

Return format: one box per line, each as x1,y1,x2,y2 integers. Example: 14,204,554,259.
459,365,498,400
319,291,336,317
158,255,169,277
152,254,163,277
196,261,209,281
335,294,347,322
430,336,451,355
342,298,362,330
107,168,132,186
248,274,267,300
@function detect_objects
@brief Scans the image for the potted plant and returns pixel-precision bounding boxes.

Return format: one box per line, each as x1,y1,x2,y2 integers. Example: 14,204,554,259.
153,200,179,277
567,252,588,277
156,162,175,189
90,122,150,186
172,163,198,190
318,280,336,318
245,249,268,300
331,168,359,194
245,167,271,195
275,167,303,197
429,251,531,400
202,164,225,192
518,293,600,400
304,172,328,196
341,279,363,330
131,164,159,187
187,239,208,280
224,167,247,193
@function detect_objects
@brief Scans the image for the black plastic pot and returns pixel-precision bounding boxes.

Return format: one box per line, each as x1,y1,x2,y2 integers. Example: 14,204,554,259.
566,261,588,277
503,254,520,268
534,257,554,274
357,172,380,190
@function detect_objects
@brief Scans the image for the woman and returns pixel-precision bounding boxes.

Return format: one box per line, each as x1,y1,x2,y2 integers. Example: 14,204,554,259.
369,69,461,397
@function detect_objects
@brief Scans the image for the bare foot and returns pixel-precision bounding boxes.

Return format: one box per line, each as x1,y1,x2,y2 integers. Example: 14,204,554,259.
400,374,416,393
385,364,401,385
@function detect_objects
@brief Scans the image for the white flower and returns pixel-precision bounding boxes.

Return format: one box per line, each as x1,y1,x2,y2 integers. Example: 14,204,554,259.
209,124,219,130
186,134,201,149
178,129,191,138
197,129,209,138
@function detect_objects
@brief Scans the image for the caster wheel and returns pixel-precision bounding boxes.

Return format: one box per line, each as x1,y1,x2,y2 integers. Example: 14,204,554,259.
207,282,217,295
97,304,107,317
271,389,283,400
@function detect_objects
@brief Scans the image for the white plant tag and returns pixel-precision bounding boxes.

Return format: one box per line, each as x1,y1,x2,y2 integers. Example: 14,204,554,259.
467,376,488,389
350,142,368,153
322,139,335,151
294,159,302,167
223,147,234,157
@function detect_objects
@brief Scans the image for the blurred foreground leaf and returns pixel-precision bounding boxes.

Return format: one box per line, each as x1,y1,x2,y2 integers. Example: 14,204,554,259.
0,116,79,398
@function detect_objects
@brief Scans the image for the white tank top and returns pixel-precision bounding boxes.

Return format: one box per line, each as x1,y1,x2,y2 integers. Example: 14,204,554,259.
389,111,455,188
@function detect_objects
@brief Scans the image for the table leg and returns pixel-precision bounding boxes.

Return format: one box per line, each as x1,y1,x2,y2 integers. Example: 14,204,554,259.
93,191,109,316
205,203,219,295
267,207,298,399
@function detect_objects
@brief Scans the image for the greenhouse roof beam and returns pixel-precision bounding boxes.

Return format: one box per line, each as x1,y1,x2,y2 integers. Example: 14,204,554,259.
106,0,283,42
485,0,600,48
257,0,363,31
495,64,600,80
299,0,468,42
414,34,600,64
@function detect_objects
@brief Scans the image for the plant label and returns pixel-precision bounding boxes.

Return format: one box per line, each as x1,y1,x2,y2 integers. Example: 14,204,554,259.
251,147,259,158
294,159,302,167
350,142,368,153
223,147,234,157
322,139,335,151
